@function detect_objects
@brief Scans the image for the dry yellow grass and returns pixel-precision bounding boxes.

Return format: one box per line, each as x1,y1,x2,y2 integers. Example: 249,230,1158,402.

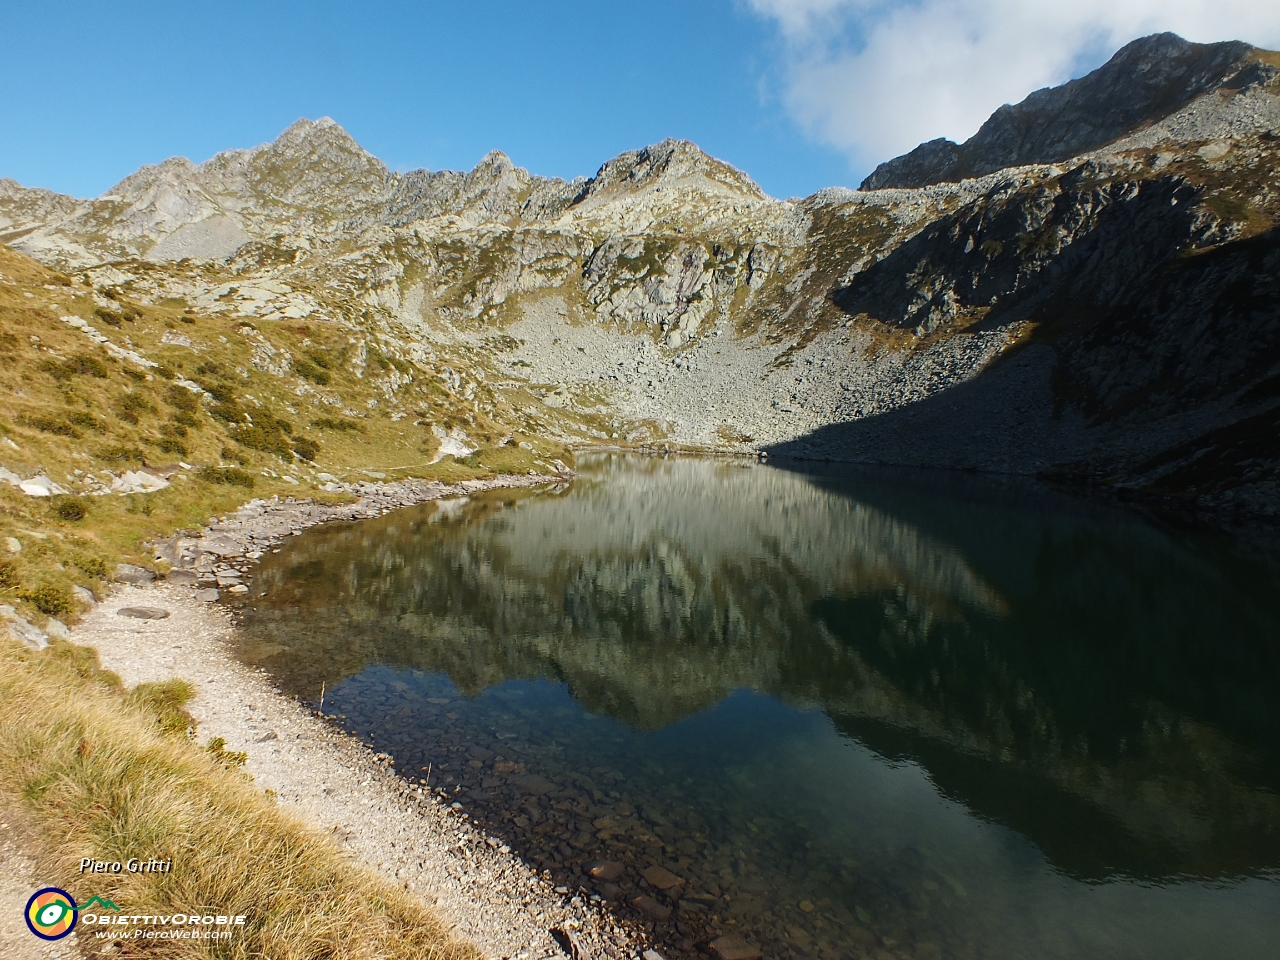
0,636,480,960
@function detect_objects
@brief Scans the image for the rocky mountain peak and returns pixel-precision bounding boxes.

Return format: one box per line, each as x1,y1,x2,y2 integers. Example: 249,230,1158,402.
238,117,390,204
572,138,767,208
861,32,1272,189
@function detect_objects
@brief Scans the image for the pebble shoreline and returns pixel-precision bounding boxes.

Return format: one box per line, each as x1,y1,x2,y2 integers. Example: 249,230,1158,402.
137,473,571,596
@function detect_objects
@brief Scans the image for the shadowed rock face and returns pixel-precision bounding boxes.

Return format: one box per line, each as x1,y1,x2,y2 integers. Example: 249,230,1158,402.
235,456,1280,882
861,33,1270,189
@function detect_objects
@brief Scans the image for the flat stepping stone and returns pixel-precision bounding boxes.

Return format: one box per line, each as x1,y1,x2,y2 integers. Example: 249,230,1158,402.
195,588,221,602
116,606,171,620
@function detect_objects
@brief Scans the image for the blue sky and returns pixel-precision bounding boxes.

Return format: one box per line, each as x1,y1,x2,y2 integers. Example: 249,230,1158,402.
3,0,1279,201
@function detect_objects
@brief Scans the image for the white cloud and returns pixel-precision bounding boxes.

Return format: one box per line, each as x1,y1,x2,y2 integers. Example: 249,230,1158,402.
745,0,1280,173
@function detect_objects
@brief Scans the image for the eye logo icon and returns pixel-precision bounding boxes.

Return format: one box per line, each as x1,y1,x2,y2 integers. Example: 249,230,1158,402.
25,887,78,940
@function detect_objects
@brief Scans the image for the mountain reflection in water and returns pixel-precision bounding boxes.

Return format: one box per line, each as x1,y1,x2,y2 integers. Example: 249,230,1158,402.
234,454,1280,960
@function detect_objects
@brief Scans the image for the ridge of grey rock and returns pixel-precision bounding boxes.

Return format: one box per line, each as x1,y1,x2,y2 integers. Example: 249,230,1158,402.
861,33,1272,189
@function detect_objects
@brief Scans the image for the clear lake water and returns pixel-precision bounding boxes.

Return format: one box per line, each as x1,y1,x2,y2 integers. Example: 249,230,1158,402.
230,454,1280,960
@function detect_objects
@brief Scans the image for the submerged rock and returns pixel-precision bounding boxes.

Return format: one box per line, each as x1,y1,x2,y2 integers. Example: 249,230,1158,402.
709,934,762,960
588,860,625,882
642,865,684,890
631,895,671,921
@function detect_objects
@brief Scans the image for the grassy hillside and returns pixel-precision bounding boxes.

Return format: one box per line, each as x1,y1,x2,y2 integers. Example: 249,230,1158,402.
0,243,575,631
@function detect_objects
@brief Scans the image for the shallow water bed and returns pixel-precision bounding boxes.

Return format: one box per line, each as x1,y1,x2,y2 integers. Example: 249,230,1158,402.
233,455,1280,960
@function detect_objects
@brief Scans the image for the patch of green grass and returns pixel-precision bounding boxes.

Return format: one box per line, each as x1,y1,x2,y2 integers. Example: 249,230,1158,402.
124,679,195,738
293,357,331,385
312,416,365,433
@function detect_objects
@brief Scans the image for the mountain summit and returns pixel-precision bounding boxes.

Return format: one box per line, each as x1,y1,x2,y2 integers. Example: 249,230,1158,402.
862,33,1279,189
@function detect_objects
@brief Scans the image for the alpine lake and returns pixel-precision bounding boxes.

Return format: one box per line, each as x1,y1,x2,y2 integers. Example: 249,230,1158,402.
229,454,1280,960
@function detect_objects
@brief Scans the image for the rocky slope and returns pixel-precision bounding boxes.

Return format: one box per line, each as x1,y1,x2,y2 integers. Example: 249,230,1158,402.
861,33,1280,189
2,31,1278,522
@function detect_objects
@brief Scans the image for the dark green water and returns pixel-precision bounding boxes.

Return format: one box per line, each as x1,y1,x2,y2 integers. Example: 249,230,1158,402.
232,455,1280,960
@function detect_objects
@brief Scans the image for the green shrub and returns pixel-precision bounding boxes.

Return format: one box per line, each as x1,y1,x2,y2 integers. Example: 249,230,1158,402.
209,402,245,424
73,555,107,579
94,307,123,327
22,415,79,438
67,411,99,429
197,466,254,488
165,384,200,412
156,437,188,457
98,444,145,464
22,584,72,616
197,379,236,404
0,560,17,588
235,425,291,460
116,393,153,424
40,354,110,379
53,498,88,521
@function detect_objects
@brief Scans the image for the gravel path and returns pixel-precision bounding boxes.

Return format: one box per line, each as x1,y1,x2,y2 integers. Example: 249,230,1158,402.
0,807,87,959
